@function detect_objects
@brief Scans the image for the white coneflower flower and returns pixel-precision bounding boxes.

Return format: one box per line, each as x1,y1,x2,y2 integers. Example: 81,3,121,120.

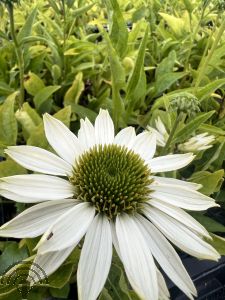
148,117,215,153
0,110,220,300
147,117,169,147
178,133,215,153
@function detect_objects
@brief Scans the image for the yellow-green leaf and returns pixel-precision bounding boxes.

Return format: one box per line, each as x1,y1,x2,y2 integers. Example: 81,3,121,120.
0,94,17,147
0,159,27,177
64,73,84,106
33,86,61,113
24,72,45,97
208,234,225,255
189,170,224,196
27,107,71,149
15,103,42,140
159,13,186,37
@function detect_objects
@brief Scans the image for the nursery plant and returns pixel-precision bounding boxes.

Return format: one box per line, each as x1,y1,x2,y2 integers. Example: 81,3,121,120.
0,0,225,299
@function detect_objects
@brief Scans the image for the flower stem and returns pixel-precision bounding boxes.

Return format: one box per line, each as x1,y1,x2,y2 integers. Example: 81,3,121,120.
160,114,182,156
7,2,24,107
60,0,67,82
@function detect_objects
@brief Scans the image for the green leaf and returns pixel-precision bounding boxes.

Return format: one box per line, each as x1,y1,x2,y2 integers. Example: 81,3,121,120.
100,264,131,300
132,6,148,22
24,72,45,97
155,50,176,80
183,0,194,13
15,103,42,140
0,255,45,300
53,106,71,127
0,30,8,40
0,159,27,177
0,82,14,96
27,107,71,149
0,243,28,276
27,290,45,300
66,247,80,266
47,263,74,289
208,234,225,255
23,238,40,257
159,13,186,37
33,85,61,114
17,7,38,44
196,79,225,101
152,72,187,98
99,288,113,300
72,3,95,18
191,213,225,233
64,72,84,106
103,30,125,90
0,287,20,300
27,124,49,150
47,0,60,14
70,104,97,123
104,0,128,57
199,124,225,136
126,25,149,110
174,111,215,143
50,283,70,299
131,66,146,108
200,137,225,171
128,292,140,300
102,27,125,127
0,94,18,147
189,170,224,196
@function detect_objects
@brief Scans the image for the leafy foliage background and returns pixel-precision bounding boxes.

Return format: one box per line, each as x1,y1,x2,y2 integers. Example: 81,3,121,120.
0,0,225,298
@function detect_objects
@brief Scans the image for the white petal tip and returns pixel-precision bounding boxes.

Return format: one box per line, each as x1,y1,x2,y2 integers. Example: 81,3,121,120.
43,113,54,122
186,153,195,160
195,184,203,190
211,254,221,262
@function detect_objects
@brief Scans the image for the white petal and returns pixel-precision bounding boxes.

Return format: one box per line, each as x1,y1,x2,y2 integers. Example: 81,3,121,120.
150,183,217,211
149,153,195,173
37,202,95,254
116,214,158,300
94,109,114,145
0,175,74,201
144,206,220,261
0,199,76,238
43,113,84,165
113,127,136,148
0,189,45,203
136,214,196,299
130,131,156,162
152,176,202,190
78,118,96,151
156,269,170,300
77,214,112,300
28,245,74,284
149,199,210,237
155,117,168,136
110,222,121,258
147,126,166,147
5,146,72,176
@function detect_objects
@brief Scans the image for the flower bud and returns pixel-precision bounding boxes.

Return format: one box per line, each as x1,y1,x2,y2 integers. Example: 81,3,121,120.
170,92,200,117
